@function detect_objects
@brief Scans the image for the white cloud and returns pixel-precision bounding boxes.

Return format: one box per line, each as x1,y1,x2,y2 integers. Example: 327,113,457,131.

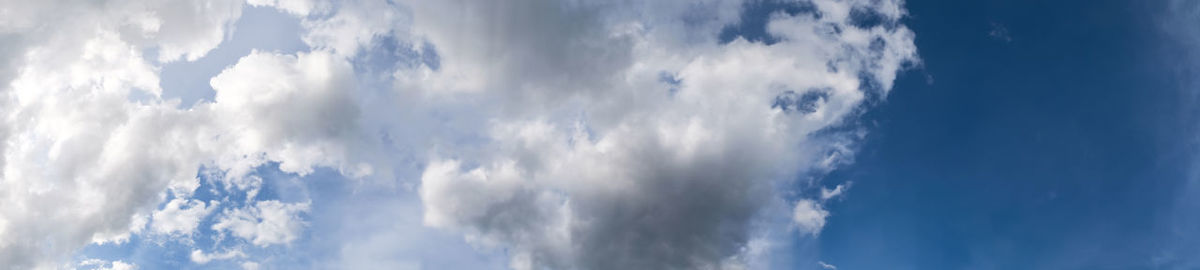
410,0,918,268
0,0,243,62
818,260,838,270
212,200,311,247
151,198,219,236
136,0,246,62
793,199,830,236
206,50,381,179
105,261,137,270
268,0,411,57
0,0,254,266
247,0,327,16
78,259,137,270
190,249,246,264
822,184,849,201
0,30,206,267
0,22,372,268
0,0,918,268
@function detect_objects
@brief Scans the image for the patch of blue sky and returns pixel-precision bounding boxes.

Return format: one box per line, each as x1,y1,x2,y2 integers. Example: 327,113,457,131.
718,0,817,45
75,163,301,268
814,1,1195,269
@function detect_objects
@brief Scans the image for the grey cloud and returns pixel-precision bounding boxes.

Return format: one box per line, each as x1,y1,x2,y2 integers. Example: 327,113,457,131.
414,1,919,269
0,0,918,269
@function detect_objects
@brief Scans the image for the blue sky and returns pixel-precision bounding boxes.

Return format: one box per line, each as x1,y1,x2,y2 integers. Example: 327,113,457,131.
2,0,1200,269
821,0,1200,269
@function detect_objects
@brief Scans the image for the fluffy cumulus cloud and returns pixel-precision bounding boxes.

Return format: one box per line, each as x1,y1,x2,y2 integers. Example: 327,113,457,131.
410,0,917,268
151,198,219,236
0,0,917,269
207,49,379,178
212,200,311,247
793,199,830,236
0,1,371,267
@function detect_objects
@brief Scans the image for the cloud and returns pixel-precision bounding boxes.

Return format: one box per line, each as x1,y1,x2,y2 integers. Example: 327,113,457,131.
0,18,378,267
793,199,830,236
410,0,918,268
206,49,381,179
246,0,328,16
822,184,849,200
989,22,1012,42
1154,2,1200,268
139,0,246,62
151,198,219,236
298,0,409,56
0,0,917,268
212,200,311,247
0,30,204,268
78,259,138,270
190,249,247,264
0,0,258,266
104,261,137,270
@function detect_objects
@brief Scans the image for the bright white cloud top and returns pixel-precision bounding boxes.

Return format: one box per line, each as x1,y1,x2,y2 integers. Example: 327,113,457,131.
0,0,917,269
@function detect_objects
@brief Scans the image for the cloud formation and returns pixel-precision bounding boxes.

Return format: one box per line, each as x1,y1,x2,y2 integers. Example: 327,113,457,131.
0,3,374,267
151,198,219,236
212,200,311,247
0,0,917,268
407,0,917,268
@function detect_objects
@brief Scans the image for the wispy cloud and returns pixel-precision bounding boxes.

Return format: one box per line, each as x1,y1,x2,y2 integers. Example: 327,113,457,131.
990,22,1012,42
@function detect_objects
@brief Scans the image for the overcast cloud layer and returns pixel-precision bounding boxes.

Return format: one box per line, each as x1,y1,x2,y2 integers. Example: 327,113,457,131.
0,0,917,269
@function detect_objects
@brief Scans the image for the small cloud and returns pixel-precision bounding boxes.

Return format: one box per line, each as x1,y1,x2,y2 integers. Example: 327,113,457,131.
818,261,838,270
151,199,219,236
821,183,850,201
79,259,137,270
989,22,1012,42
211,200,311,247
191,249,246,264
793,199,830,236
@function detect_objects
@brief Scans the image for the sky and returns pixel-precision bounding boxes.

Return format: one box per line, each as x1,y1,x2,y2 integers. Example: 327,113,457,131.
1,0,1200,270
